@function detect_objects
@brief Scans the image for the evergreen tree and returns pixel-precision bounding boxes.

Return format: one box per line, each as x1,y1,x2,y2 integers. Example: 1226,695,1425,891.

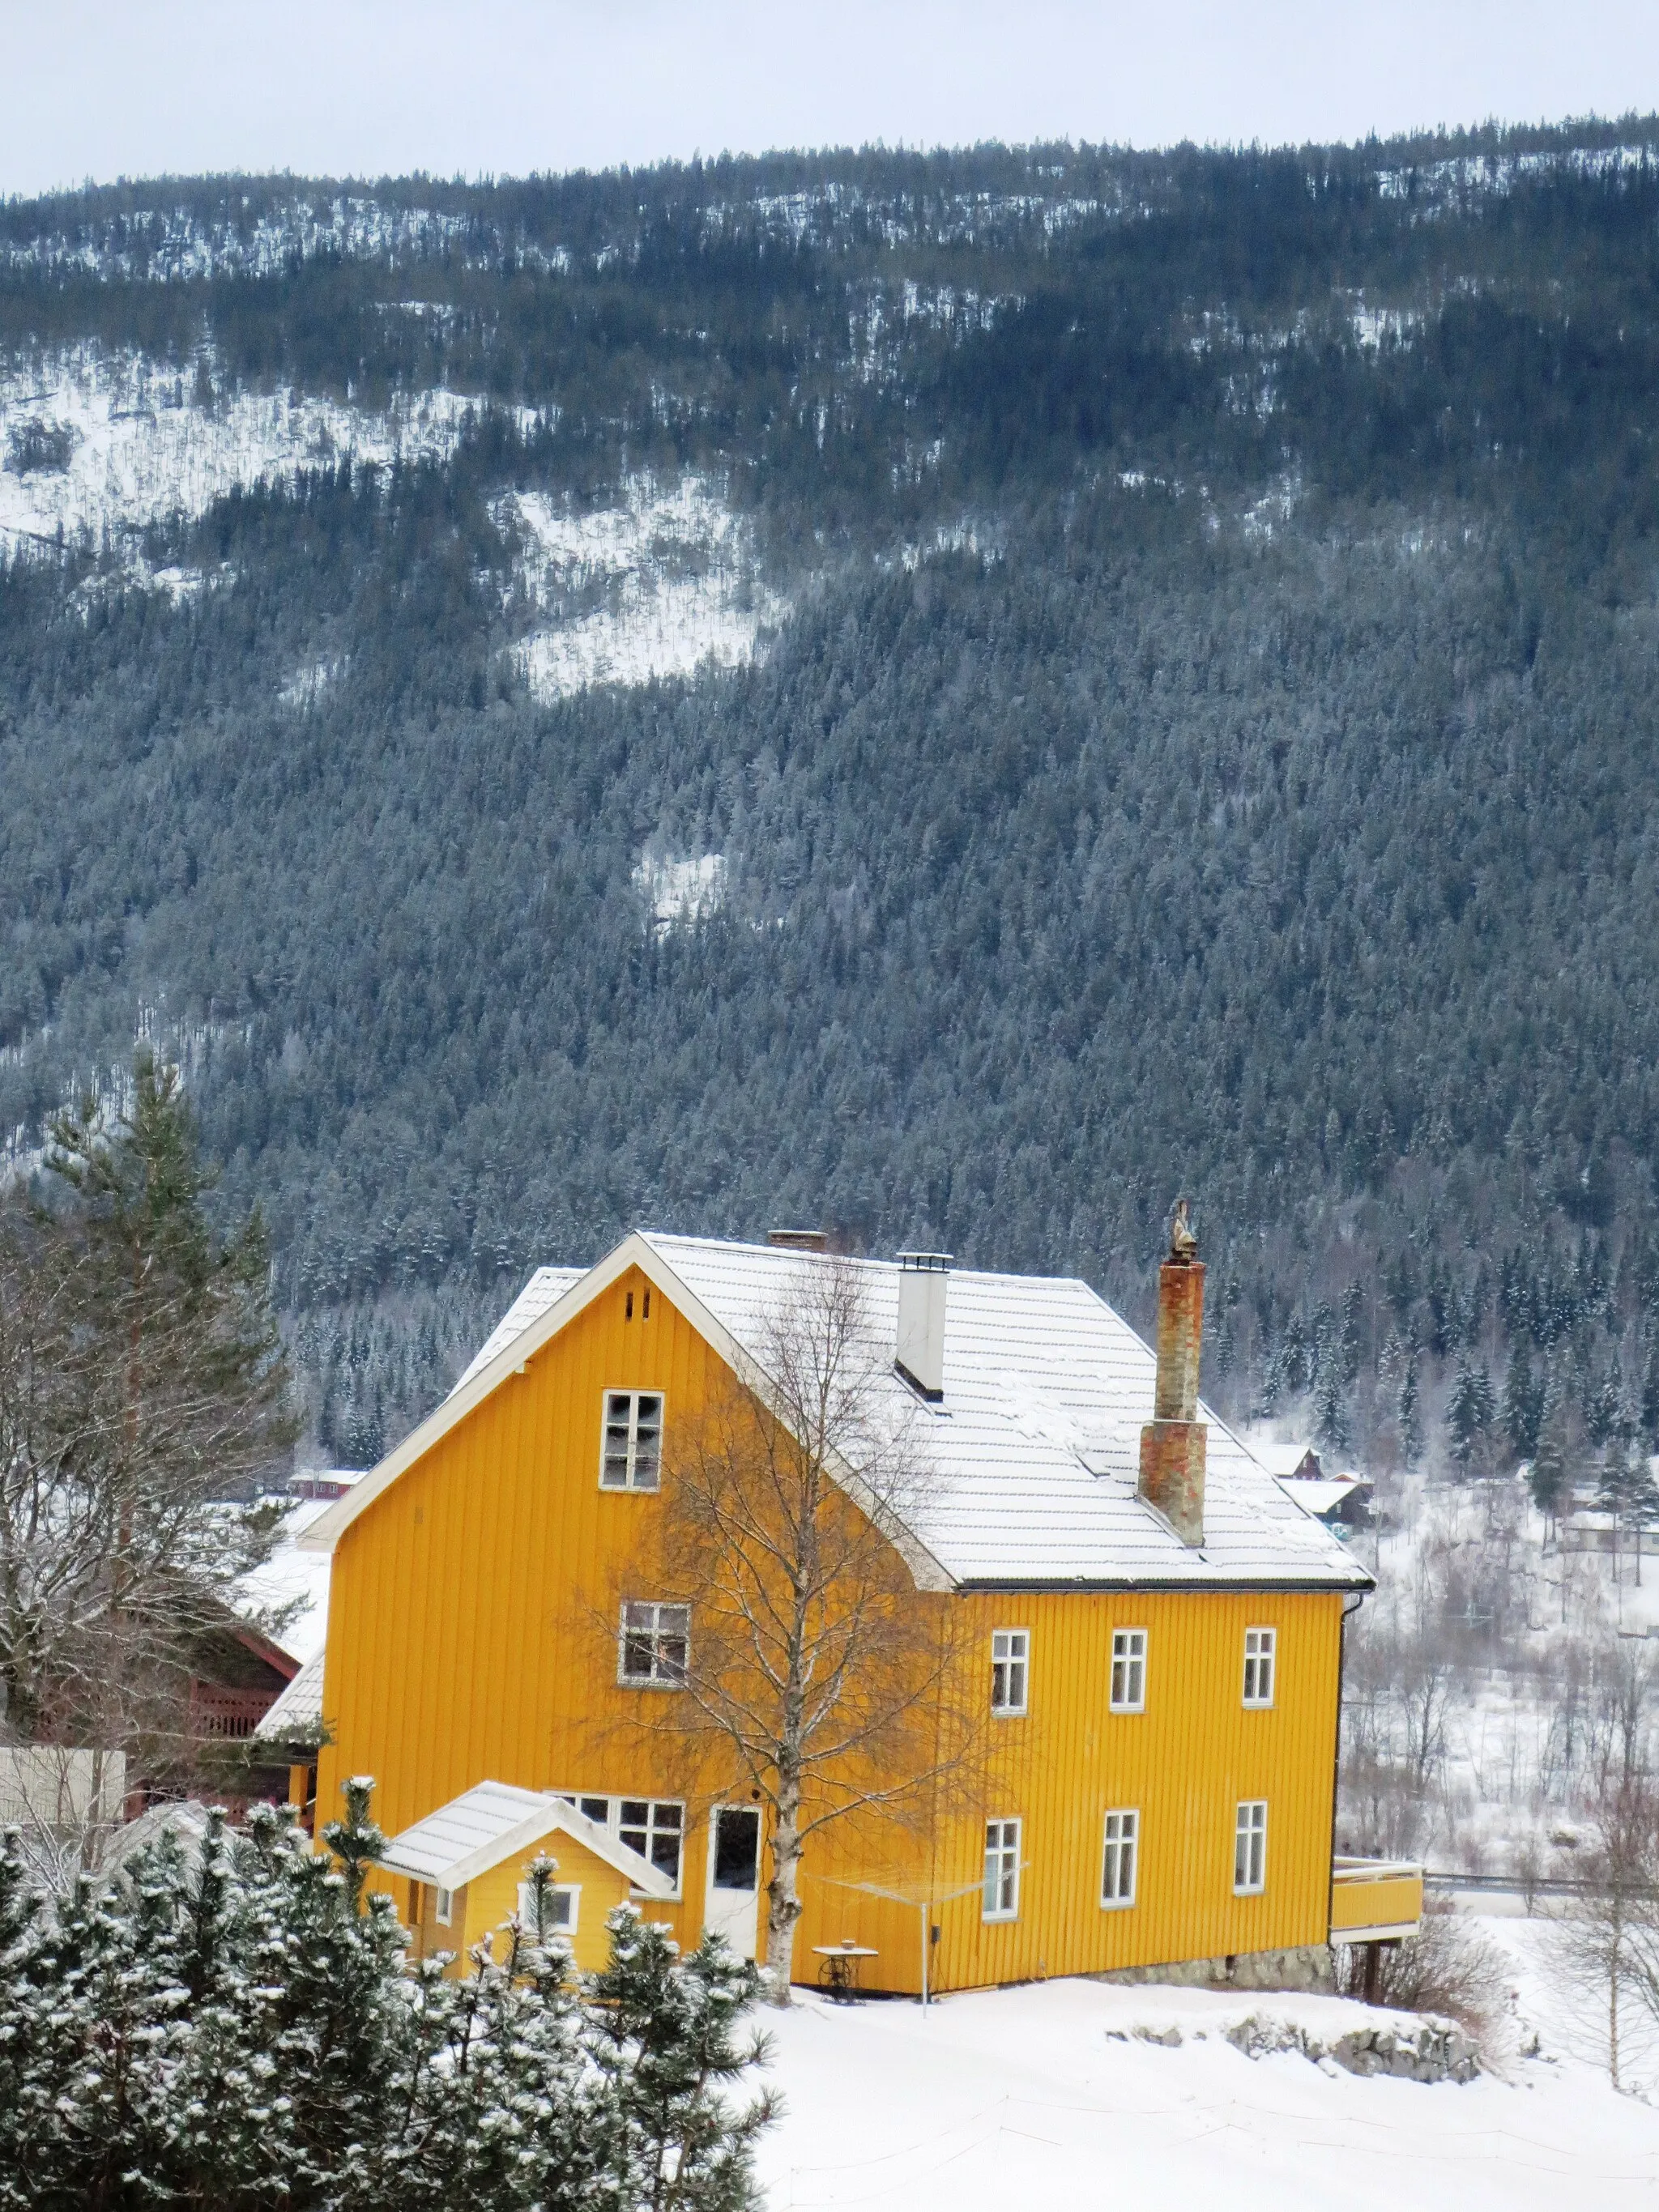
1397,1355,1423,1469
1447,1357,1496,1472
1529,1404,1571,1530
1501,1346,1542,1466
588,1911,774,2210
0,1782,773,2212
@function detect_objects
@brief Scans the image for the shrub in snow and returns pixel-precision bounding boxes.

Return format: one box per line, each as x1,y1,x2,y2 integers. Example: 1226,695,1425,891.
0,1779,772,2211
1336,1897,1512,2046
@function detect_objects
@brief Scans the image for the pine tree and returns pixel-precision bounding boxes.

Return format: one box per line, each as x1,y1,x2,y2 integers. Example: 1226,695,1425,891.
0,1786,774,2212
1448,1357,1496,1472
1398,1355,1423,1468
588,1909,774,2212
1502,1345,1542,1465
1529,1404,1571,1530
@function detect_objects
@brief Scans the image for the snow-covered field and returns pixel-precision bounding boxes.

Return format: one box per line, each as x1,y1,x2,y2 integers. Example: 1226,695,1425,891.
757,1919,1659,2210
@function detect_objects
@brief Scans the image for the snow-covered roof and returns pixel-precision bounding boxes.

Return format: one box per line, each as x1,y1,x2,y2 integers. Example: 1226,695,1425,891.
374,1779,676,1897
303,1232,1369,1594
1245,1440,1323,1481
1275,1476,1368,1519
237,1497,335,1664
451,1268,585,1392
251,1649,325,1746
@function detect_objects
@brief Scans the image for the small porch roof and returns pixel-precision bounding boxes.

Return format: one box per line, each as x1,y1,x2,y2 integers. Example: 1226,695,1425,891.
373,1779,676,1899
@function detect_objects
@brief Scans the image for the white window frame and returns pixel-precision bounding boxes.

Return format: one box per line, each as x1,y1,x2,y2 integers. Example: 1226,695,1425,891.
618,1600,689,1687
1234,1800,1268,1894
1110,1627,1147,1713
599,1390,665,1491
1243,1626,1277,1708
518,1879,580,1937
991,1628,1030,1715
555,1791,686,1898
1100,1808,1139,1909
983,1817,1021,1922
433,1885,454,1927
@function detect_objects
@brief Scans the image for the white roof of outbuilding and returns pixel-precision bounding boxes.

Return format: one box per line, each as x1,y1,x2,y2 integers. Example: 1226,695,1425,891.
302,1231,1368,1594
373,1779,676,1897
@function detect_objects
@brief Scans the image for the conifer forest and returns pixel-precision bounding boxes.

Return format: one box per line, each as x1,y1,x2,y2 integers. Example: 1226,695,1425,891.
5,123,1659,1472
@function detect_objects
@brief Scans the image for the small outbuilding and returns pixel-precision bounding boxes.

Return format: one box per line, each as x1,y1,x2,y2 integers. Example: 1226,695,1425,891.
372,1779,677,1972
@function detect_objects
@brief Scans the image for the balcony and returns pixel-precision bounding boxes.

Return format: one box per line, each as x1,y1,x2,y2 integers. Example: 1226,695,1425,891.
1329,1856,1424,1943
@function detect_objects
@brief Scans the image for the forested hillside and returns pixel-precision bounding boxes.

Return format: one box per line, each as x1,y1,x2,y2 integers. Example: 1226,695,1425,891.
5,121,1659,1470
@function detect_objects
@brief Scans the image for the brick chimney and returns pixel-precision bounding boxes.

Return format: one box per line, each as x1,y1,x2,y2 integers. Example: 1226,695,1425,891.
1137,1200,1206,1546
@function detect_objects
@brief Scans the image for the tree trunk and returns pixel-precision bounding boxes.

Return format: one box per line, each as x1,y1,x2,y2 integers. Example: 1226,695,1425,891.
763,1771,804,2006
1610,1948,1621,2093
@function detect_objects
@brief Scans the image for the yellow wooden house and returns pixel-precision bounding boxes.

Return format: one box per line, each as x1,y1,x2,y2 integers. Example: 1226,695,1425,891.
294,1227,1420,1991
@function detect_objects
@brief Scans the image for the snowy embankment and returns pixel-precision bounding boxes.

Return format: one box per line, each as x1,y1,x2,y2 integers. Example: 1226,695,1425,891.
756,1922,1659,2211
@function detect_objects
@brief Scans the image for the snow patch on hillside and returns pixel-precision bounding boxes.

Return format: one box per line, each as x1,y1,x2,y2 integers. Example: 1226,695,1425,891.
500,478,787,698
633,851,727,929
0,347,520,557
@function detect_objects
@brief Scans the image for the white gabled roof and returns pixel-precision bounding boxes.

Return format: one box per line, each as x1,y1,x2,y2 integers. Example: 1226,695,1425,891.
1276,1474,1370,1518
373,1779,676,1897
451,1268,585,1392
251,1648,326,1745
303,1230,1369,1594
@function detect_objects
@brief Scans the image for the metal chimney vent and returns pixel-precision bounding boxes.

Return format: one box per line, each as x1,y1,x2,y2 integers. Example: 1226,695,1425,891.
894,1251,952,1402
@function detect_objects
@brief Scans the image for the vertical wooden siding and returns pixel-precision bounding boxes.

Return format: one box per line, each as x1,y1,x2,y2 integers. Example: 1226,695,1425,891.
318,1268,1344,1990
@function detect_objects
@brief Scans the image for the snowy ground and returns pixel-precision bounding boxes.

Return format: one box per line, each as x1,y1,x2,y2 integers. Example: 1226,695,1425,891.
756,1916,1659,2210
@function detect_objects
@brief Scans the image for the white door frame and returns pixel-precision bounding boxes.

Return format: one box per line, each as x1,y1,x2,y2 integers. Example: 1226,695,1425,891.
703,1803,763,1961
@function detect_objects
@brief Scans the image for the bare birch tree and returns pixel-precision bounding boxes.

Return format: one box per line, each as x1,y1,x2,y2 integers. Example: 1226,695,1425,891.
1558,1773,1659,2092
635,1254,978,2004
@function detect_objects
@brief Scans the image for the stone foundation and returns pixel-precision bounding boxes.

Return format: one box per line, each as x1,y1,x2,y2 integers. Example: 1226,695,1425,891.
1094,1942,1337,1995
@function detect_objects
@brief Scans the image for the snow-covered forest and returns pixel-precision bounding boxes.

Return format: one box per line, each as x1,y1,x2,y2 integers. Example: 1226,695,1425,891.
6,129,1659,1477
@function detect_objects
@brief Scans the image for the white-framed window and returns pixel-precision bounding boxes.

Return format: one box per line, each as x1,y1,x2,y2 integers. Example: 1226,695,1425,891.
618,1798,685,1891
619,1600,689,1686
1101,1809,1139,1908
600,1391,664,1491
433,1885,455,1926
518,1880,580,1937
1243,1626,1277,1707
983,1817,1021,1921
1110,1628,1147,1712
557,1792,686,1895
1234,1801,1268,1894
991,1629,1030,1715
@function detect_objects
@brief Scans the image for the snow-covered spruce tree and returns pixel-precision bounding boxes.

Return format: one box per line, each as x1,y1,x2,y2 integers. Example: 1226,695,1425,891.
586,1908,774,2212
0,1787,773,2212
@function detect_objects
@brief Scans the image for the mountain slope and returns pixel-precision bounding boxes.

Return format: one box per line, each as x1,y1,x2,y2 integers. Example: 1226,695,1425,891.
5,127,1659,1463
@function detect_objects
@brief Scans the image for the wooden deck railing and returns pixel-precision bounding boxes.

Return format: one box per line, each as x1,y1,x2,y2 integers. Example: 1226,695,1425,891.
1329,1854,1424,1942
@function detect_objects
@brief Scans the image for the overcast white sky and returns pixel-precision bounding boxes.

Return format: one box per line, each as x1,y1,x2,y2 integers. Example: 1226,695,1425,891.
5,2,1659,197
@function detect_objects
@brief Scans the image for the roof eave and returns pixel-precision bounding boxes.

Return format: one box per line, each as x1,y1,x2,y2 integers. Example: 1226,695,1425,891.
949,1570,1375,1596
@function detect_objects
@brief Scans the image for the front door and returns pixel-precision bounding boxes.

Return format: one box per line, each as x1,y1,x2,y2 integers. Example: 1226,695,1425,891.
703,1805,762,1960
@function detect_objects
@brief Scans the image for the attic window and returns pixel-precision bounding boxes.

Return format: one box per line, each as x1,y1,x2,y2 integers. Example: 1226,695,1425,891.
600,1392,663,1490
